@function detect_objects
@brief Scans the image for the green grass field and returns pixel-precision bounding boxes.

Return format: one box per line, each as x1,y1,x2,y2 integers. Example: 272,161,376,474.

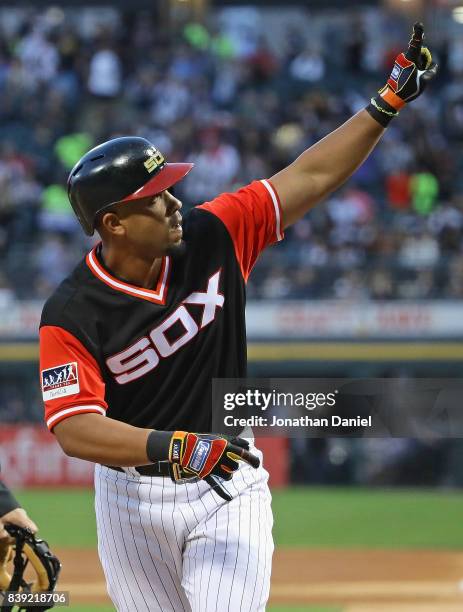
12,486,463,611
16,486,463,549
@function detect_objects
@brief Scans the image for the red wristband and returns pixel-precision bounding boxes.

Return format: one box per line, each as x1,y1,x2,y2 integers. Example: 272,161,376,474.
380,86,406,111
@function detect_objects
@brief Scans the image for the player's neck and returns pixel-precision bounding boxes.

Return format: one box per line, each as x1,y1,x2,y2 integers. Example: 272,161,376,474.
100,244,163,290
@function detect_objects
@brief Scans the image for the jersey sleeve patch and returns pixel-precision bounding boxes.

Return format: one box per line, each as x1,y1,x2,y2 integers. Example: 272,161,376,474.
39,325,108,432
41,362,80,401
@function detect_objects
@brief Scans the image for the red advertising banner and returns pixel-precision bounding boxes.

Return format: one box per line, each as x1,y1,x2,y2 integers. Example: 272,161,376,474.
255,437,289,488
0,425,94,488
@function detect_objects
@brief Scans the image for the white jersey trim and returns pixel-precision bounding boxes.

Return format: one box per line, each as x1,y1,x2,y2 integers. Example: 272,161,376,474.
87,248,170,303
260,179,283,242
47,404,106,429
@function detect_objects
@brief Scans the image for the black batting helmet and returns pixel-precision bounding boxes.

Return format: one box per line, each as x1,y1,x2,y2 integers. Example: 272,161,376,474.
67,136,194,235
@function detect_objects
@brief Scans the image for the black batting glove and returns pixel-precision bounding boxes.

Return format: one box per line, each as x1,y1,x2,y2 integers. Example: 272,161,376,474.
146,430,260,503
367,22,438,127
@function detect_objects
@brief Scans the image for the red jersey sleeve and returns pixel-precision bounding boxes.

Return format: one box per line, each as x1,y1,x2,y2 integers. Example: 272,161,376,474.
39,326,107,432
198,179,284,281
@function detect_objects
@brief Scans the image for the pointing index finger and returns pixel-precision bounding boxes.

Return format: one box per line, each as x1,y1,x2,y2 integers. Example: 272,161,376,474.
412,22,424,41
235,446,261,469
226,445,260,469
406,22,424,63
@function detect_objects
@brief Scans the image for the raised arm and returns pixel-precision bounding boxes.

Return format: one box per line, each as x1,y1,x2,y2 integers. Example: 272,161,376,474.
272,22,437,229
272,111,383,228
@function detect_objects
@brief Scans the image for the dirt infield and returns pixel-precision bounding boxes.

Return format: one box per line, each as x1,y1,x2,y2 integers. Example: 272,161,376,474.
55,548,463,610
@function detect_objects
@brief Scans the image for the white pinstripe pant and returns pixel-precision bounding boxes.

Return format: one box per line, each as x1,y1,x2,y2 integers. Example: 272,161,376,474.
94,448,274,612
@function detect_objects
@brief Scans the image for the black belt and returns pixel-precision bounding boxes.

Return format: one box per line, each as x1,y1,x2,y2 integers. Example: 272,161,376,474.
104,462,171,477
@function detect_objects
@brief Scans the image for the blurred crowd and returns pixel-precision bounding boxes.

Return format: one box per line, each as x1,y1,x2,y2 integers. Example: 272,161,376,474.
0,6,462,301
290,436,463,488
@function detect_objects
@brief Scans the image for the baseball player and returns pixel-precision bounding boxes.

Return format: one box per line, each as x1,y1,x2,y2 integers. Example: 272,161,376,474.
39,25,435,612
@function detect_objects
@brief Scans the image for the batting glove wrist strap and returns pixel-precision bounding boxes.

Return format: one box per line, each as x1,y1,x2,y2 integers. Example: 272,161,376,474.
146,430,174,463
366,96,399,127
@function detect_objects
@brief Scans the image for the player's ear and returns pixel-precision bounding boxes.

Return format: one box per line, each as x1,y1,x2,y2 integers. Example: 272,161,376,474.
99,210,126,237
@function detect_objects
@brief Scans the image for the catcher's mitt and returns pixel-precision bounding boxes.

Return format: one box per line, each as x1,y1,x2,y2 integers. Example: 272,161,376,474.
0,526,61,612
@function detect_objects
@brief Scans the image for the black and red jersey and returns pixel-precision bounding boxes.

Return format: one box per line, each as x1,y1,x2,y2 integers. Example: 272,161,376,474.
39,180,283,433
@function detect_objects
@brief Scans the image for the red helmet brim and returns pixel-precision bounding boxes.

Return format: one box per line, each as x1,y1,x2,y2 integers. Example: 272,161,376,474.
121,162,194,203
